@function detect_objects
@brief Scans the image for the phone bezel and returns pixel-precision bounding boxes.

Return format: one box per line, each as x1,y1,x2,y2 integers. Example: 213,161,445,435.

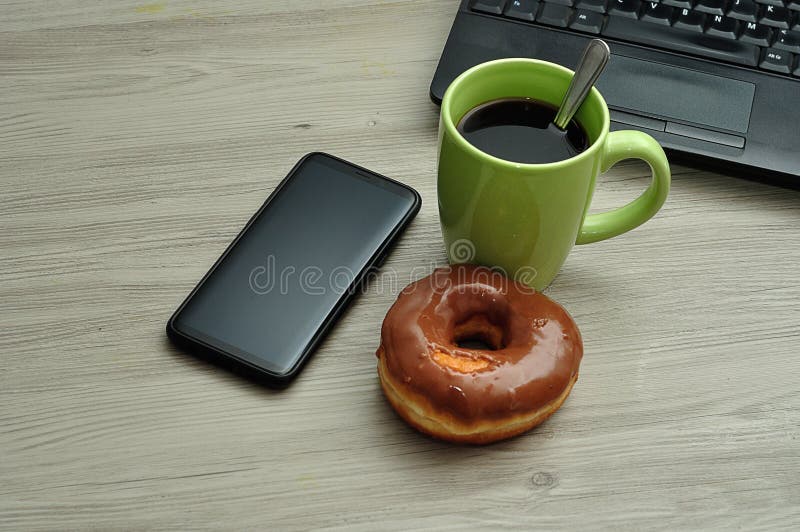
166,152,421,386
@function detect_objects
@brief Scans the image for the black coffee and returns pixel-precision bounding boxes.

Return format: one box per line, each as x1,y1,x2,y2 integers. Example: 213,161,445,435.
457,98,589,164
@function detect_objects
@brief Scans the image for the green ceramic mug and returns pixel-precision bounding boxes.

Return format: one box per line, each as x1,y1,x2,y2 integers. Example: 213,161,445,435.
438,58,671,290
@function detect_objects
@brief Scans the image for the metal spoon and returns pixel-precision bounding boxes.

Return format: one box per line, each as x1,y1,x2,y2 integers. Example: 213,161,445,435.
552,39,611,130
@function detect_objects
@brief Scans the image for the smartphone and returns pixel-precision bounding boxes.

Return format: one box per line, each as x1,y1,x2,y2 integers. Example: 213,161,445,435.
167,153,421,386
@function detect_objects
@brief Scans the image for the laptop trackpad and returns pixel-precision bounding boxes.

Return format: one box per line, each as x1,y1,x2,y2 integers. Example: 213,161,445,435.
596,54,755,134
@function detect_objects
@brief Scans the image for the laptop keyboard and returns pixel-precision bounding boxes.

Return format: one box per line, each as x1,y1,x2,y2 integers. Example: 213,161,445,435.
470,0,800,77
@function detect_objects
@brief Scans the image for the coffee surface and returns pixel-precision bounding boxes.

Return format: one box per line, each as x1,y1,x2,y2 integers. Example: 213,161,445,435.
457,98,589,164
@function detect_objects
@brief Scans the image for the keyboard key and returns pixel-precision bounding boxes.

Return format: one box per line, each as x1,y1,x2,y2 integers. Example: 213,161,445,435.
576,0,608,12
706,14,741,37
548,0,576,5
728,0,759,22
504,0,539,19
760,47,794,71
674,7,707,30
537,2,574,26
570,9,605,31
695,0,728,15
774,28,800,50
789,0,800,10
759,5,792,27
755,0,785,6
602,16,761,65
608,0,642,17
471,0,507,14
641,1,675,23
739,20,774,44
662,0,693,8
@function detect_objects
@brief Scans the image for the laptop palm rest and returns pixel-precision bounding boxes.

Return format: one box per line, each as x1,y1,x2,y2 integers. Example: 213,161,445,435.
597,54,755,136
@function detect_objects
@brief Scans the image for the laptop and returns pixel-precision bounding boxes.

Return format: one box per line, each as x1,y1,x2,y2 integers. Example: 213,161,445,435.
430,0,800,179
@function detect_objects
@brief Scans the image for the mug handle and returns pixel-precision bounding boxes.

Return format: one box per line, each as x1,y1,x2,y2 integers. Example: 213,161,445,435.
576,130,671,245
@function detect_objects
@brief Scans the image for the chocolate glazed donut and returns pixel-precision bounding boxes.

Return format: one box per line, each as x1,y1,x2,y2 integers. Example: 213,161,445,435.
376,265,583,444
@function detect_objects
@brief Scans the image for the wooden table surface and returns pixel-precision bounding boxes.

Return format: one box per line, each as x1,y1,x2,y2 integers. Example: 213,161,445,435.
2,1,799,529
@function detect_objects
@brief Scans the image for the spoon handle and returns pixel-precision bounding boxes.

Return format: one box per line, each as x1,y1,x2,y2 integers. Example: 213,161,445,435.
553,39,610,130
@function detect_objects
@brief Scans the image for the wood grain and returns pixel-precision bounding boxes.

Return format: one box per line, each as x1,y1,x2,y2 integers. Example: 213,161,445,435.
2,1,799,529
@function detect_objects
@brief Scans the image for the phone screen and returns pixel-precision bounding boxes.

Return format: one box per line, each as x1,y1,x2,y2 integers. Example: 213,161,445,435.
171,153,418,377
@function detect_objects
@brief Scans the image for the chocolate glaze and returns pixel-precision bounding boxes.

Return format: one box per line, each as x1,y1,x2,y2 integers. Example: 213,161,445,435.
377,265,583,423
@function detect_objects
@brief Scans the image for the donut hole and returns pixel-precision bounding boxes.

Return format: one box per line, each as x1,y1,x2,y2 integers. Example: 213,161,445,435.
453,314,507,351
456,336,496,351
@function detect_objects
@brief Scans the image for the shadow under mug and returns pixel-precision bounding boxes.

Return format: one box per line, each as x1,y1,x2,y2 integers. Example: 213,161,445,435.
437,58,671,290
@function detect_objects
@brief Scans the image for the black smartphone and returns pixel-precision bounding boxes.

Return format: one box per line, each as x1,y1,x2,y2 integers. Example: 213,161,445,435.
167,153,421,386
